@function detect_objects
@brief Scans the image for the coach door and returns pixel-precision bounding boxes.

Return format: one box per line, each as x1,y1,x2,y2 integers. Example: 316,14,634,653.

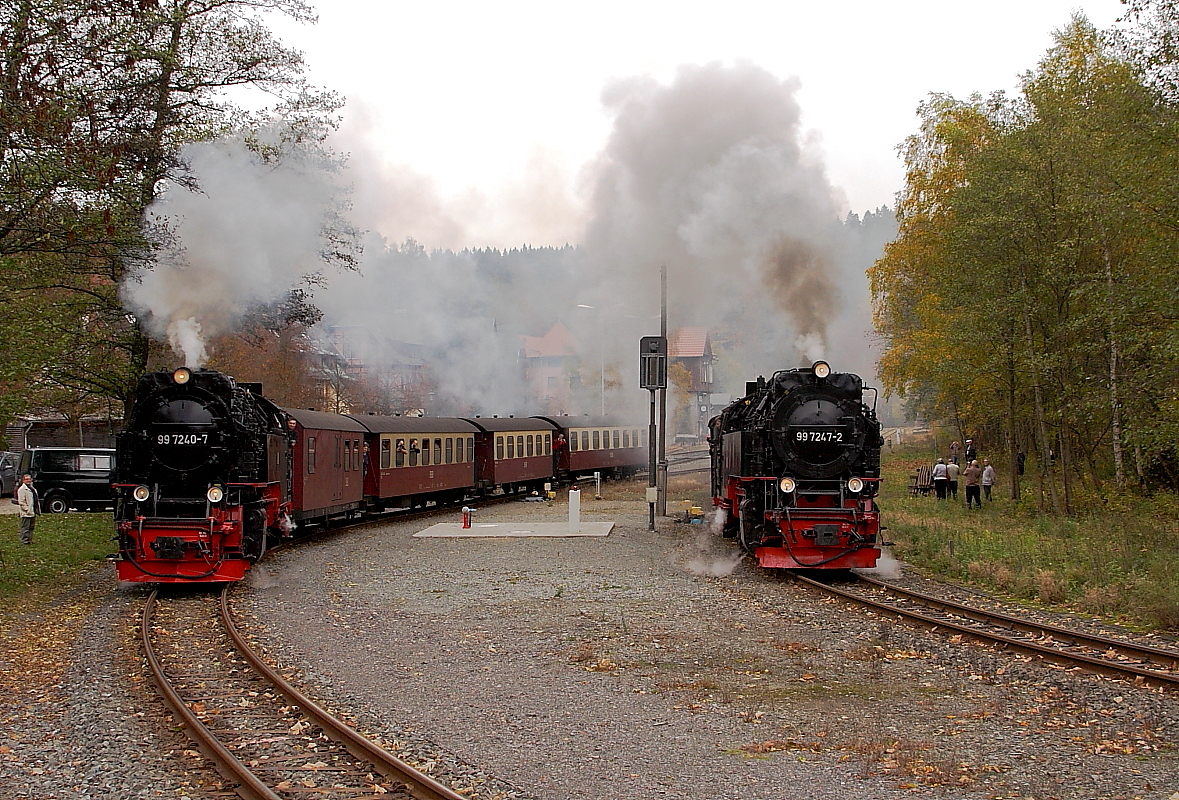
333,433,344,501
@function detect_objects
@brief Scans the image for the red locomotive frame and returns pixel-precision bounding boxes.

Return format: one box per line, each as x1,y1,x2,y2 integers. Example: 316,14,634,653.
720,476,881,570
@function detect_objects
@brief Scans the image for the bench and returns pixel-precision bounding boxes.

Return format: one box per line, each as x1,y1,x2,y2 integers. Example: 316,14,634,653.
909,465,934,497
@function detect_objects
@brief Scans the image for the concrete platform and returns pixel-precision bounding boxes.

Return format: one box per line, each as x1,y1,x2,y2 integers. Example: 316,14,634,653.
414,521,614,538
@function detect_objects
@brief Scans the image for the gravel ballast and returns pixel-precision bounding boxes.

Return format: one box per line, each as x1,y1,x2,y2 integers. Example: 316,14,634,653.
1,481,1178,799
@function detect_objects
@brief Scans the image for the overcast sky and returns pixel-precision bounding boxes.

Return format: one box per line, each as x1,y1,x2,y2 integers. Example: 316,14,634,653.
260,0,1126,249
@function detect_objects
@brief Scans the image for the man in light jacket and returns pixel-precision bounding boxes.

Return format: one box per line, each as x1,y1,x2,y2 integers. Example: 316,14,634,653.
16,473,38,545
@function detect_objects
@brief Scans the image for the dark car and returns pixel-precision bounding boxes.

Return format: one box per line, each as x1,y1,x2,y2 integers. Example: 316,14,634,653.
19,447,116,513
0,451,18,497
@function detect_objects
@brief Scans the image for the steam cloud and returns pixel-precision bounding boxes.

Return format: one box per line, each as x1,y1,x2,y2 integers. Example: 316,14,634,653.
124,131,346,367
124,63,896,419
583,62,845,371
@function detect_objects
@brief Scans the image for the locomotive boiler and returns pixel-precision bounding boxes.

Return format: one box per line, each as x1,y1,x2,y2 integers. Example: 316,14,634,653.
113,368,292,582
709,361,883,569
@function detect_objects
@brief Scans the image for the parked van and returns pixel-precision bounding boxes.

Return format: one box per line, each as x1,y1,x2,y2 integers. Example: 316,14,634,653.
18,447,116,513
0,452,18,497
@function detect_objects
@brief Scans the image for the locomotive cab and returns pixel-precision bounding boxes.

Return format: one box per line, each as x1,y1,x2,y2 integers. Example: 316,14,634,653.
710,361,883,570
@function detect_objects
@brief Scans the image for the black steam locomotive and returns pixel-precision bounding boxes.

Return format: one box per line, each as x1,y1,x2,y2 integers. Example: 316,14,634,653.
709,360,883,569
113,368,292,581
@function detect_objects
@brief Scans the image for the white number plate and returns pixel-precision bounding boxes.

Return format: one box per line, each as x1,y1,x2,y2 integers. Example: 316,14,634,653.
794,429,844,443
156,433,209,445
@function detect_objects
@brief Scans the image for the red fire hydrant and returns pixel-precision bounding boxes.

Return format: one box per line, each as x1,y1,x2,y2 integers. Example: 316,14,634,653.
462,506,475,528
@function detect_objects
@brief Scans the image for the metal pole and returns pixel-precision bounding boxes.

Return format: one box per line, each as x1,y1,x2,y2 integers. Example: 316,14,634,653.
657,264,668,516
648,388,657,531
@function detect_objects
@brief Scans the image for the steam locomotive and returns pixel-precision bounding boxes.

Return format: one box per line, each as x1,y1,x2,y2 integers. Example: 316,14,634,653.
113,367,647,583
709,361,883,569
113,368,291,582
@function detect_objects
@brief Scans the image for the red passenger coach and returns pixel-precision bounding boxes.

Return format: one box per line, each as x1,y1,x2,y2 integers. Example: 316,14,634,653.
285,409,367,523
465,417,557,494
348,415,479,509
537,415,647,478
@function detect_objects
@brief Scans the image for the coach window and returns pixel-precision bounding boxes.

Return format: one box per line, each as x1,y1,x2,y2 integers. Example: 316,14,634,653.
409,438,419,467
434,439,442,464
623,430,630,448
395,439,406,467
467,437,474,460
423,439,432,465
445,437,453,463
343,440,351,471
569,432,578,451
592,430,600,450
381,439,391,469
307,437,316,474
612,430,619,449
517,436,524,457
526,435,534,457
456,437,464,463
507,436,515,459
496,436,505,460
580,430,588,450
545,433,551,454
355,440,362,470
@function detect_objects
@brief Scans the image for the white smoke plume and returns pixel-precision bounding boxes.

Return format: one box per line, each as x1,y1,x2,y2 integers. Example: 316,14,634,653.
582,62,846,377
295,62,896,421
124,129,351,367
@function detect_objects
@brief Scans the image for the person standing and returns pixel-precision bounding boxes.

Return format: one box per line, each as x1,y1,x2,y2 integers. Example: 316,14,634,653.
16,474,38,545
964,439,977,463
932,458,949,500
949,440,961,465
963,460,983,509
981,459,996,501
946,459,960,500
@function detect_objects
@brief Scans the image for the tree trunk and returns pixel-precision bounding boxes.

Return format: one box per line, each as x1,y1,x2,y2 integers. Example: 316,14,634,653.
1005,328,1020,501
1025,310,1062,514
1103,241,1126,491
1059,411,1074,516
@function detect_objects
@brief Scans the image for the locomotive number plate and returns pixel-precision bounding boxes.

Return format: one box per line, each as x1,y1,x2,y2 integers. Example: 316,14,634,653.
790,427,850,444
156,433,209,445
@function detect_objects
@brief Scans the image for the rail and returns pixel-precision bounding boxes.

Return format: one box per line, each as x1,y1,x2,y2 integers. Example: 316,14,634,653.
793,574,1179,690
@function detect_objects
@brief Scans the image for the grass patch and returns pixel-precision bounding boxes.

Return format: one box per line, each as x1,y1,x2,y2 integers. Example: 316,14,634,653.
880,453,1179,631
0,512,115,602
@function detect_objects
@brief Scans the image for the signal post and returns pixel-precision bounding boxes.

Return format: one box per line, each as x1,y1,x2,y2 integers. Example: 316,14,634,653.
640,335,667,531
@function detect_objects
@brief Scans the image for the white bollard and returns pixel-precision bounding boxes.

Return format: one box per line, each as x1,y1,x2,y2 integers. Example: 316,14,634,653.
568,488,581,534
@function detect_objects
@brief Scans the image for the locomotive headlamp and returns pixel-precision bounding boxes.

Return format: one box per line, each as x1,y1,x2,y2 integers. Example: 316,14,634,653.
811,361,831,379
172,367,192,385
206,485,224,503
133,485,150,502
779,477,797,494
847,477,865,493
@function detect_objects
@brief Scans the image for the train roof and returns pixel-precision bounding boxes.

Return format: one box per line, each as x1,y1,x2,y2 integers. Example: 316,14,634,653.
283,408,369,433
532,415,640,429
462,416,556,433
344,414,480,434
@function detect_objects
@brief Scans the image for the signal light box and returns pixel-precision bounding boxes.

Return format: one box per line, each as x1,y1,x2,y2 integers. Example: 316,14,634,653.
639,336,667,390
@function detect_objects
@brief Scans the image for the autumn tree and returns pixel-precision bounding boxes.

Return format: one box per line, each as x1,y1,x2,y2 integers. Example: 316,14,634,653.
871,13,1179,502
0,0,341,422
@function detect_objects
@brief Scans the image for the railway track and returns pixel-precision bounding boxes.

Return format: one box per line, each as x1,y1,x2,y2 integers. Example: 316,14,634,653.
794,573,1179,691
142,586,468,800
667,447,710,476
